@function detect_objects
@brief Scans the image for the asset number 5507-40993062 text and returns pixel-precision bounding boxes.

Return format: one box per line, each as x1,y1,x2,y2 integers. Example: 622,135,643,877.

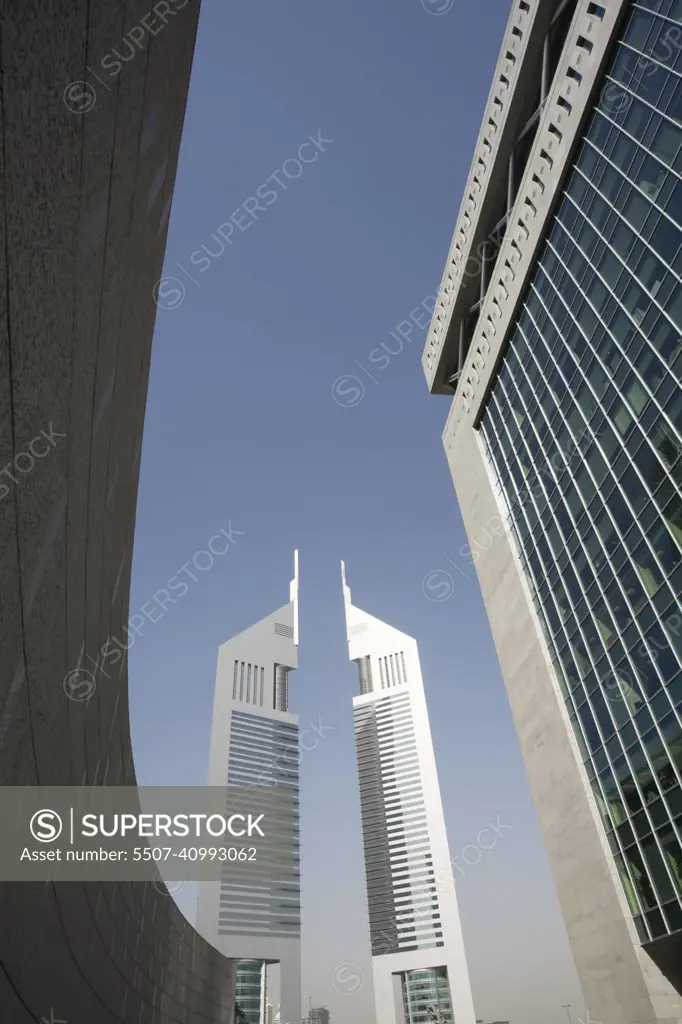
132,847,257,861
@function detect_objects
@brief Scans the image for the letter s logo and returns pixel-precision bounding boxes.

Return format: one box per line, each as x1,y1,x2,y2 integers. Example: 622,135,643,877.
153,277,186,310
30,809,63,843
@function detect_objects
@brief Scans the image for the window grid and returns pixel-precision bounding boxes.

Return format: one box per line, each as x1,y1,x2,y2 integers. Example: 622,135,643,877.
534,237,681,613
479,0,682,944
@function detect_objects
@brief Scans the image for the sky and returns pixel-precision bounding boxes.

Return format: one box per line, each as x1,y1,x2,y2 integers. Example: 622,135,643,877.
129,0,586,1021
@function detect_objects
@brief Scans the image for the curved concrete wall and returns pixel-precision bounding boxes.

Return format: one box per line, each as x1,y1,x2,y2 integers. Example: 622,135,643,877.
0,2,236,1021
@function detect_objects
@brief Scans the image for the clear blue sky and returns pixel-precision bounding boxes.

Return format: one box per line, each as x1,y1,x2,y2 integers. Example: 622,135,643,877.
130,0,585,1021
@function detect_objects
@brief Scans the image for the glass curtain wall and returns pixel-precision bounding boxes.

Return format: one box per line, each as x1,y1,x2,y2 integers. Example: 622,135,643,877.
479,0,682,945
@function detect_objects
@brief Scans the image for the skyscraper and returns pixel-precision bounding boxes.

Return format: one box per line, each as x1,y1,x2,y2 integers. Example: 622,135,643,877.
423,0,682,1019
342,563,476,1024
304,1007,331,1024
197,554,301,1024
235,960,268,1023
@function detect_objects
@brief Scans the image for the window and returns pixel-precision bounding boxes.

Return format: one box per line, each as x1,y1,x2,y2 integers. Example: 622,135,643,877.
478,19,682,939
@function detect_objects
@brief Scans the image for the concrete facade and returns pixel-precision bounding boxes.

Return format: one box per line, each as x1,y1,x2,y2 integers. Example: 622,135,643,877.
423,1,682,1022
196,555,301,1024
342,564,476,1024
0,1,236,1021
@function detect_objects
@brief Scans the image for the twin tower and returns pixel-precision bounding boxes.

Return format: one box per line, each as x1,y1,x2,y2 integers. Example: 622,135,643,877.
196,554,476,1024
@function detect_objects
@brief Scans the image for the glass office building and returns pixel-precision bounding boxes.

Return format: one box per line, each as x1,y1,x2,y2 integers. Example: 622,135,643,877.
235,960,266,1023
423,0,682,1015
401,968,454,1023
479,0,682,947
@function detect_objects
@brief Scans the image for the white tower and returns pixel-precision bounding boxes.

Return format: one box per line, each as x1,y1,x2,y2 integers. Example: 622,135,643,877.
342,562,476,1024
197,553,301,1024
